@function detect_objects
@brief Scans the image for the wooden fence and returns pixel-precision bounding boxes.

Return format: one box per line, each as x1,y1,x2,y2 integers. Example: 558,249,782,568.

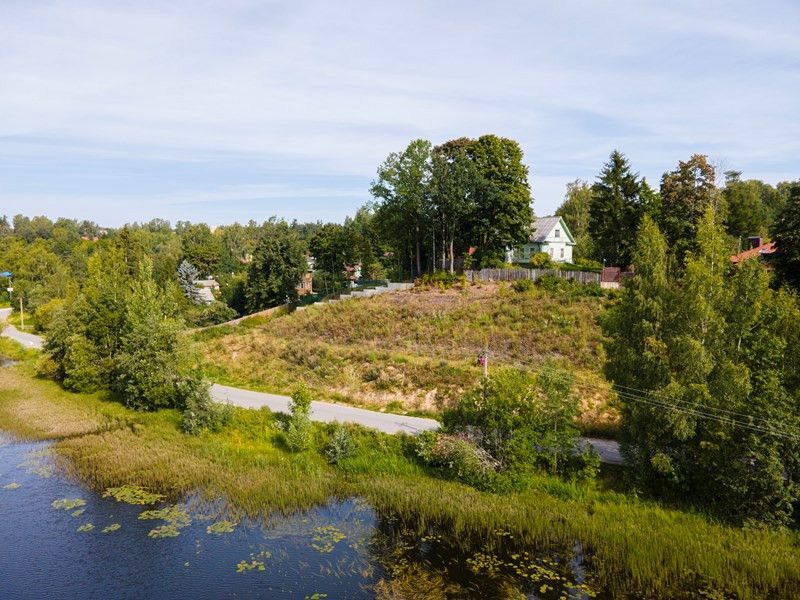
465,268,600,284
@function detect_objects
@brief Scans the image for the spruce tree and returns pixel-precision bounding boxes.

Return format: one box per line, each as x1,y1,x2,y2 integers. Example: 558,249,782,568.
589,150,645,267
177,259,203,304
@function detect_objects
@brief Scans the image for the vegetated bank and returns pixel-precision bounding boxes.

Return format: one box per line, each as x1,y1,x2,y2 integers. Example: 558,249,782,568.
0,354,798,598
194,279,619,436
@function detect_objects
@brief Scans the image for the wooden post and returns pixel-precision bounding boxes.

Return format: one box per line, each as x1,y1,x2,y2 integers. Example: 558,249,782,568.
19,296,24,331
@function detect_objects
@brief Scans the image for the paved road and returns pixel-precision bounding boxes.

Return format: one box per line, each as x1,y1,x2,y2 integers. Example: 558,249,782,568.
0,308,623,461
212,384,440,435
0,308,44,349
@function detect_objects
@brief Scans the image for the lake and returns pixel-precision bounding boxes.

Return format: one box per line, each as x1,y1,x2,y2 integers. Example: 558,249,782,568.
0,436,596,599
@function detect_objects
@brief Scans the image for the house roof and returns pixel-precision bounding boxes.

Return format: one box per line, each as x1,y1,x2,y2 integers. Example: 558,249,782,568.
731,242,776,264
530,216,575,244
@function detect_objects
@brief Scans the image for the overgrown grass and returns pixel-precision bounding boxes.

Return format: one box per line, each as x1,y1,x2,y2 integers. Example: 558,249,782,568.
193,284,620,434
0,359,798,597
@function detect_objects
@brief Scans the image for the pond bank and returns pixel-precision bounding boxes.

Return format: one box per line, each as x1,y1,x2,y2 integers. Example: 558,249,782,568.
1,362,798,598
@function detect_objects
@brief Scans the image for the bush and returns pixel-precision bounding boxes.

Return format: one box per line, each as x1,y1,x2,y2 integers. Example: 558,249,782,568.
190,301,237,327
529,252,555,269
511,278,534,293
418,271,466,289
323,424,357,464
181,382,233,435
284,385,313,452
414,431,499,489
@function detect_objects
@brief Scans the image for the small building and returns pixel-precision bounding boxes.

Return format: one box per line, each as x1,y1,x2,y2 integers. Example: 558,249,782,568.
507,216,575,264
731,237,776,265
297,256,315,296
196,278,219,304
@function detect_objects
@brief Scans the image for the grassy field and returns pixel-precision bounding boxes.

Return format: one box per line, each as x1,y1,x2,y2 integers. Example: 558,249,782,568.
194,283,619,435
1,351,799,597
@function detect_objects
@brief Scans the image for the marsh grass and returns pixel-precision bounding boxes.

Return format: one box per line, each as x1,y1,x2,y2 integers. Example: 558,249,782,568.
0,362,797,597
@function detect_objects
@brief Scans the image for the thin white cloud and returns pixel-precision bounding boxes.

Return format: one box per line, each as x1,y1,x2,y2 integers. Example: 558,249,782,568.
0,0,797,222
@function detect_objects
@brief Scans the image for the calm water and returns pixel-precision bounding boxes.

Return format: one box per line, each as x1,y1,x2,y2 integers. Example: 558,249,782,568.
0,437,596,599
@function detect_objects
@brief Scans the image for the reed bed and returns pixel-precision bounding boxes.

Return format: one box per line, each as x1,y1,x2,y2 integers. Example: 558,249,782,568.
0,363,797,598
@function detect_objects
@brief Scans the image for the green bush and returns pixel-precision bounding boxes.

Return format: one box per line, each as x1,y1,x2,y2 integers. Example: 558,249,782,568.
181,382,233,435
511,278,534,293
284,385,313,452
189,301,237,327
323,424,357,464
419,271,466,289
529,252,554,269
414,431,499,489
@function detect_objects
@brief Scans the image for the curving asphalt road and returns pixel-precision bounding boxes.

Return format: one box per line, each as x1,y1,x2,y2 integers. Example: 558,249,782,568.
0,307,44,349
0,308,622,461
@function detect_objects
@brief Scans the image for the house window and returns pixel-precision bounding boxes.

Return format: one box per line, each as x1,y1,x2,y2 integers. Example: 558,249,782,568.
560,248,564,259
554,229,560,238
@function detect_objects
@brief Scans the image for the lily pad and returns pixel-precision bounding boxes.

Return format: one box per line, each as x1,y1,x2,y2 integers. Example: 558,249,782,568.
77,523,94,533
103,485,164,505
2,482,20,490
102,524,121,533
206,520,237,535
139,505,192,539
52,498,87,511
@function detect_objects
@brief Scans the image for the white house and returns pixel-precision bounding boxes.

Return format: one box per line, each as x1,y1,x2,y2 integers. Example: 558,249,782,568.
507,216,575,264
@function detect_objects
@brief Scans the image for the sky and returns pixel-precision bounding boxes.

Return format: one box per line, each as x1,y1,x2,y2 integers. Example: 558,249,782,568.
1,0,798,226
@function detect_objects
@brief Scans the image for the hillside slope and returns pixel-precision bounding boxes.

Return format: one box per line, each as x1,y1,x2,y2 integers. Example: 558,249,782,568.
194,283,618,432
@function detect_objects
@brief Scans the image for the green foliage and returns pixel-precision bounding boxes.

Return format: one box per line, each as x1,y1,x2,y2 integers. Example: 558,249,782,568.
443,365,591,481
323,423,357,464
723,176,768,242
414,431,499,489
511,278,533,293
589,150,649,267
285,385,314,452
180,223,222,277
770,182,800,291
181,388,233,435
658,154,718,263
177,259,203,304
309,223,357,280
188,301,237,327
245,220,307,311
556,179,594,260
603,208,800,525
528,251,554,268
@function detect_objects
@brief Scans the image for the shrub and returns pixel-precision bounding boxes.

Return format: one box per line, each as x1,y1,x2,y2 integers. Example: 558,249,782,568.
323,424,357,464
284,385,313,452
511,278,534,293
414,431,499,489
418,271,465,289
190,301,237,327
529,252,554,269
181,382,233,435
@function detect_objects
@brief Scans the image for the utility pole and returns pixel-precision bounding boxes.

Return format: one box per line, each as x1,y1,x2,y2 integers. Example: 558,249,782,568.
19,296,24,331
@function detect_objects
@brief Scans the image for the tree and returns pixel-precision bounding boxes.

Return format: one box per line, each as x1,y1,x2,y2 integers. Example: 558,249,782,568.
430,144,478,272
180,223,222,276
771,183,800,291
589,150,645,267
603,208,800,525
309,223,358,280
245,221,307,311
371,139,432,278
468,135,533,266
112,259,198,411
556,180,593,260
177,260,204,304
722,174,768,245
658,154,717,262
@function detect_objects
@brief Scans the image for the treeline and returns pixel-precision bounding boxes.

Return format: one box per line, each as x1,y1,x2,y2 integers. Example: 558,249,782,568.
604,205,800,526
556,151,797,270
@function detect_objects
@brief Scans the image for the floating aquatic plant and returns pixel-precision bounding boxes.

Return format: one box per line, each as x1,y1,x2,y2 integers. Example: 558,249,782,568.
2,482,20,490
52,498,87,511
236,559,266,573
102,524,121,533
77,523,94,533
311,525,346,553
71,509,85,517
305,594,328,600
103,485,164,505
206,520,237,535
139,505,192,539
19,449,55,478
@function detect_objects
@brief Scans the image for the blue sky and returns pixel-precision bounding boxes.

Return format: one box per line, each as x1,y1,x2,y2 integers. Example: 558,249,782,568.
1,0,798,226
